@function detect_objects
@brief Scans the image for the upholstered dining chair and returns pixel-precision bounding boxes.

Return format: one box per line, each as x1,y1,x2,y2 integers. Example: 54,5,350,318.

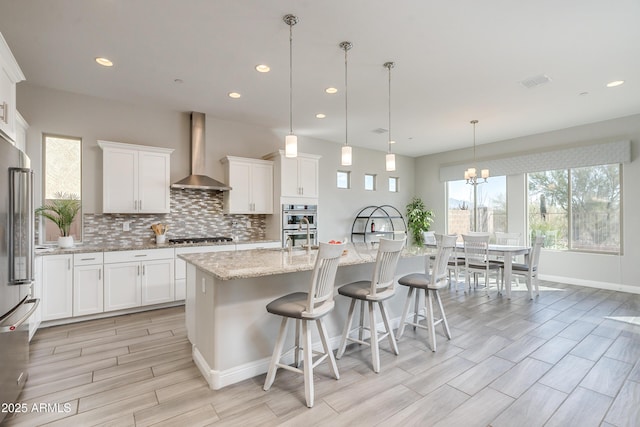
501,236,544,299
263,242,345,408
336,238,406,373
462,233,501,296
396,234,456,351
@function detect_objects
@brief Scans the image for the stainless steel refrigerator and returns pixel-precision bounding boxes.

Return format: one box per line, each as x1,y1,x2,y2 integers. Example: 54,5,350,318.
0,134,38,420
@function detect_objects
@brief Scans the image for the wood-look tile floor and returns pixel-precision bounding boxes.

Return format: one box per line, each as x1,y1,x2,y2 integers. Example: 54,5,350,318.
4,281,640,427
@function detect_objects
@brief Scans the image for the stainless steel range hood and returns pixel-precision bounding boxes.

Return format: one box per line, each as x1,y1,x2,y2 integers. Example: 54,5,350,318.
171,112,231,191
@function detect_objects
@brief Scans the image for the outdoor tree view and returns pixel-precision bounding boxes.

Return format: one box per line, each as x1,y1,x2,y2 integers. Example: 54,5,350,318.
528,164,620,253
448,176,507,238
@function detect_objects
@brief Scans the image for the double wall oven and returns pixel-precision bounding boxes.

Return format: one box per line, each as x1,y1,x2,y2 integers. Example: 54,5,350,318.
282,204,317,248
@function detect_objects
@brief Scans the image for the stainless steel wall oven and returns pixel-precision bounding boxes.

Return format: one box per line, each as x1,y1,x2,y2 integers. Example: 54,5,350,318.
282,204,317,247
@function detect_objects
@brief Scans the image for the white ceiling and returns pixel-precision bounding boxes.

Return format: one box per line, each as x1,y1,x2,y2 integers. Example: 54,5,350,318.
2,0,639,157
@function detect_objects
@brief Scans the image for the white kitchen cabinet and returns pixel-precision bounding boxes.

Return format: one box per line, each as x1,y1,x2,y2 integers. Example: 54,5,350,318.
221,156,273,214
103,248,174,311
41,254,73,321
73,253,104,316
29,256,43,341
264,150,320,199
0,33,25,142
98,140,174,214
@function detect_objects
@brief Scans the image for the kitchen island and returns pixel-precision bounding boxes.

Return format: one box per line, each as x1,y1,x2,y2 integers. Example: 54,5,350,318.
180,242,426,389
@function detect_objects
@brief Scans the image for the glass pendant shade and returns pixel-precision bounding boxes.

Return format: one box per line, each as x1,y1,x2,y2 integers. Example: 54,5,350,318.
285,134,297,158
386,153,396,171
341,145,352,166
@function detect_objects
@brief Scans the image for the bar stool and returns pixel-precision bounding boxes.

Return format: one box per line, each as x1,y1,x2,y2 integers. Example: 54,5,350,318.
396,234,456,351
336,238,406,373
263,242,345,408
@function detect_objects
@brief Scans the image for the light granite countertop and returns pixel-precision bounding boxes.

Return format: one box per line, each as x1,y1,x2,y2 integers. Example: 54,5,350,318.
34,239,279,256
178,242,427,280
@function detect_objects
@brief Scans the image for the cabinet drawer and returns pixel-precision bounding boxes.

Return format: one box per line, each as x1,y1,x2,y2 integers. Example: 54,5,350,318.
74,252,104,266
104,248,174,264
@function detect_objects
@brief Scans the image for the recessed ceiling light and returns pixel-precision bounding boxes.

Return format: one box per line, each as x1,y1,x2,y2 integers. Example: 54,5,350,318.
228,92,242,99
606,80,625,88
325,87,338,94
255,64,270,73
95,57,113,67
315,113,326,119
579,91,589,96
389,140,396,144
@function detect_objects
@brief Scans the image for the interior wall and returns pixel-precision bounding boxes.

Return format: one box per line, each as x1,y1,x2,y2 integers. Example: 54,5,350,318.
18,83,415,244
415,114,640,293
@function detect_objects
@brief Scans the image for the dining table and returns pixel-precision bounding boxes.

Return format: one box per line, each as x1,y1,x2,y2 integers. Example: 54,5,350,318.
427,242,531,299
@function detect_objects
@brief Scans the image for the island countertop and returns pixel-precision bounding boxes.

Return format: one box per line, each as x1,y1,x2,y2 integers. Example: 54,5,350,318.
178,242,427,280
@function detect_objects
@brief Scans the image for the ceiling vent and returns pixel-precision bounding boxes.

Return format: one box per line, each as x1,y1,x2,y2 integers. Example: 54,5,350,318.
520,74,552,89
372,128,388,134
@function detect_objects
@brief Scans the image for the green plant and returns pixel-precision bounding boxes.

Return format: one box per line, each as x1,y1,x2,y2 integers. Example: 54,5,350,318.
35,192,81,237
406,197,434,246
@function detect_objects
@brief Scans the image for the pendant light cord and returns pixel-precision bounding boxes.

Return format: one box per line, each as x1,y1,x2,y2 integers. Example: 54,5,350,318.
344,45,348,147
388,63,392,153
289,21,293,135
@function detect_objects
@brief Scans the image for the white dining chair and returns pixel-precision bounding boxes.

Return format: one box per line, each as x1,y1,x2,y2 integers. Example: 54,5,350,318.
263,242,345,408
462,233,501,296
501,236,544,299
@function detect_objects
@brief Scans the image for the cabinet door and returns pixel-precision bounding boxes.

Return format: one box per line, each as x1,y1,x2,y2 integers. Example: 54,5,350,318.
104,262,141,311
0,66,16,141
73,265,104,316
251,162,273,214
41,255,73,321
138,151,171,213
298,157,319,198
141,259,174,305
280,155,300,197
103,148,138,213
225,160,252,213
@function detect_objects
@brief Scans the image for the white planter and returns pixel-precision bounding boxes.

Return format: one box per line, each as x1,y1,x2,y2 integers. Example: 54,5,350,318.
58,236,74,248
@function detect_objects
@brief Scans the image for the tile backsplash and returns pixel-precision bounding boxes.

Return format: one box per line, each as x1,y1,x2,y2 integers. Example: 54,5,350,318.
82,189,266,246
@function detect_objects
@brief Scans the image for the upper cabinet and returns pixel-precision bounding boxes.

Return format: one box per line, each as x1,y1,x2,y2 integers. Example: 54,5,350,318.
264,150,320,200
0,32,26,142
221,156,273,214
98,140,174,214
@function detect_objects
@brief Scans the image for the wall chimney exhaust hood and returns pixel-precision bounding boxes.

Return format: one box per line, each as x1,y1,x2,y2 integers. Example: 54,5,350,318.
171,112,231,191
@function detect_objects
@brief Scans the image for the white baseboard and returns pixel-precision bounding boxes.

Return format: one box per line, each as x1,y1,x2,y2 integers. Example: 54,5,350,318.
192,315,403,390
539,274,640,295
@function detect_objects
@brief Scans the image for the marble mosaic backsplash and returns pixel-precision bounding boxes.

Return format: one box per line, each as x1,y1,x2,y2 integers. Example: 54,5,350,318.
82,189,266,246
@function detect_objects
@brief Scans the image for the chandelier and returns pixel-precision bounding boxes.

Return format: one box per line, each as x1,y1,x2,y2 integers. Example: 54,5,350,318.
464,119,489,184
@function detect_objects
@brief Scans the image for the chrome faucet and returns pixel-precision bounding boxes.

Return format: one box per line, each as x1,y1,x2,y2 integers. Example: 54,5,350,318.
286,236,293,254
299,217,311,252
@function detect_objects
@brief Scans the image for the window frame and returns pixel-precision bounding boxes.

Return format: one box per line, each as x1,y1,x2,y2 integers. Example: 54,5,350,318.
336,170,351,189
388,176,399,193
364,173,377,191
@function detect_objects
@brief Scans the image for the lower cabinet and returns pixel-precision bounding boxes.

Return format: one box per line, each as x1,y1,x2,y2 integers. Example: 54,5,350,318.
41,254,73,321
103,248,174,312
73,253,104,316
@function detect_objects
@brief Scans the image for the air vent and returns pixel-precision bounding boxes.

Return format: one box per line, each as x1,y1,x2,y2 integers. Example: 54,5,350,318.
520,74,552,89
372,128,388,134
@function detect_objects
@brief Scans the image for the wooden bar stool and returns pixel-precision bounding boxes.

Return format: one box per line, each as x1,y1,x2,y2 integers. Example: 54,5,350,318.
336,238,406,373
396,234,456,351
263,242,345,408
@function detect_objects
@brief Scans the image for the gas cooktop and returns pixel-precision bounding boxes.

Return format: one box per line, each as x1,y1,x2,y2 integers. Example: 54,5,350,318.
168,237,233,244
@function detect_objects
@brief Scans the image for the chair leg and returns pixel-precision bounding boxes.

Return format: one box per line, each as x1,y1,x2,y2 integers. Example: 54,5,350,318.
534,273,540,296
316,318,339,380
379,301,399,356
302,320,314,407
412,290,420,330
264,317,289,391
294,319,301,368
337,299,357,359
425,289,436,352
358,301,365,341
368,301,380,373
396,286,414,340
435,290,451,340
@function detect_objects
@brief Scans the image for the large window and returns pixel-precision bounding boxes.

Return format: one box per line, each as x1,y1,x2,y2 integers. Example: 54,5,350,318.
43,134,82,242
527,164,620,253
447,176,506,236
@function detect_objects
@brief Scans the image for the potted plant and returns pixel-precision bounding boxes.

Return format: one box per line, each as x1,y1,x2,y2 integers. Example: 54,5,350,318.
406,197,434,246
35,192,81,248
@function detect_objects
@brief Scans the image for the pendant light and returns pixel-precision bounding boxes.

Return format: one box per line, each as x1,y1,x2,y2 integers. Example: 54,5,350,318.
384,61,396,172
340,41,353,166
283,14,298,158
464,120,489,184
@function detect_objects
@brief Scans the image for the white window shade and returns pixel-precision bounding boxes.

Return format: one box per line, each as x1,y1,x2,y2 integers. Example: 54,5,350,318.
439,140,631,182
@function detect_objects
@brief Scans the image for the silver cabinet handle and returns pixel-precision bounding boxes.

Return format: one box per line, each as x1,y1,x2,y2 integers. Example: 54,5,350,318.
139,199,142,210
98,268,102,281
134,200,137,210
142,265,146,275
68,259,71,270
134,254,147,257
137,265,140,276
80,257,96,261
